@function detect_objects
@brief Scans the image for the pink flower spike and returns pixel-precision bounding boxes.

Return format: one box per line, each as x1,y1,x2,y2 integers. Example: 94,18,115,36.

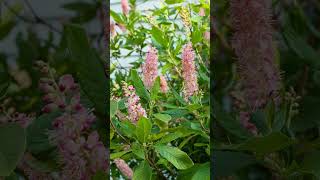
59,74,75,92
204,31,210,41
199,8,205,16
87,131,99,149
231,0,281,110
114,158,133,179
160,75,169,93
142,46,158,89
121,0,130,16
122,82,147,123
181,42,198,101
42,103,58,113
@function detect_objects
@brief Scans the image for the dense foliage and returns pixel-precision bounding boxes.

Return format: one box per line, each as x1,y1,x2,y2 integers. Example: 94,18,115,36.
213,0,320,179
110,0,210,179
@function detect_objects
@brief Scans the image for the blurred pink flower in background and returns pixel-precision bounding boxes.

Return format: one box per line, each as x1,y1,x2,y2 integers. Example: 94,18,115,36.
142,46,158,89
199,8,205,16
181,42,198,101
39,72,108,179
110,21,116,38
121,0,130,15
204,31,210,41
231,0,281,111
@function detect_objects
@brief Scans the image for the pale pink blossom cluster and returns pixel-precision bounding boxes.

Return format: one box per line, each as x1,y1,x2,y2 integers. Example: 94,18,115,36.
0,110,33,128
122,82,147,124
199,8,205,16
231,0,281,110
121,0,130,16
142,46,159,89
114,158,133,179
181,42,198,101
204,31,210,41
39,69,107,179
160,75,169,93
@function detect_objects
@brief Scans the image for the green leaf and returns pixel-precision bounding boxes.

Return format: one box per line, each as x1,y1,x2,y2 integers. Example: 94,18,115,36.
282,27,320,69
151,76,160,100
165,0,184,4
163,109,189,119
172,88,186,105
153,113,172,123
191,28,202,44
272,109,286,132
192,162,210,180
0,21,15,40
150,26,167,47
215,108,252,140
135,117,152,143
0,124,26,176
132,142,145,159
236,132,295,155
130,69,150,101
155,145,194,170
110,9,125,24
110,151,131,160
65,24,107,116
300,150,320,177
178,163,210,180
92,170,109,180
133,161,152,180
186,104,202,112
110,100,118,118
157,130,193,144
27,112,60,154
214,151,256,177
119,120,136,138
251,110,270,135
